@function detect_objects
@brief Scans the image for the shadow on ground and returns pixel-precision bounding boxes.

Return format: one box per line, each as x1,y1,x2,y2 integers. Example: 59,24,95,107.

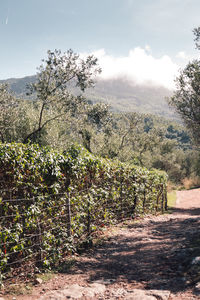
60,207,200,294
173,207,200,216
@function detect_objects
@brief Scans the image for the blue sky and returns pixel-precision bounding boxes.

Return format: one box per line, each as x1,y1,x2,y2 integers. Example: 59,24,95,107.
0,0,200,88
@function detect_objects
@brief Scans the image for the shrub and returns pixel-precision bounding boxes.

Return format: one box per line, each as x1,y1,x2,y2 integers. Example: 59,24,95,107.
0,143,167,280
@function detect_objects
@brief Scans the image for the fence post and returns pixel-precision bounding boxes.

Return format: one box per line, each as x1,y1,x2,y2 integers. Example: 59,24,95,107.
87,196,91,235
132,185,137,215
161,185,164,213
143,180,146,214
156,187,160,212
164,187,168,211
66,192,71,237
36,196,43,265
119,172,123,217
143,190,146,213
37,218,43,263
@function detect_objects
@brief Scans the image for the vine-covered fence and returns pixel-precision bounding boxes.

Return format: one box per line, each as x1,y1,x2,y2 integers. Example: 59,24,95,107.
0,143,167,282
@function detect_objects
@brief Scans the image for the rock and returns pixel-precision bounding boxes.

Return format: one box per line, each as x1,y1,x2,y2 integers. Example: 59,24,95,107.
57,284,84,299
126,289,156,300
88,282,106,293
35,277,43,285
38,284,170,300
195,282,200,294
149,289,171,300
125,289,170,300
92,278,115,285
38,283,106,299
192,257,200,265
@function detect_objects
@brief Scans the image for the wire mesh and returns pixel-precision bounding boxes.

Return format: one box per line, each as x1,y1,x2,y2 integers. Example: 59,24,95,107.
0,179,167,281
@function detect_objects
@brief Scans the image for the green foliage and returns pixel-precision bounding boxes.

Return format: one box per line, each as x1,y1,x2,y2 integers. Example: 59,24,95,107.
0,84,30,143
0,142,167,278
0,48,198,186
24,49,101,144
0,80,195,183
169,28,200,146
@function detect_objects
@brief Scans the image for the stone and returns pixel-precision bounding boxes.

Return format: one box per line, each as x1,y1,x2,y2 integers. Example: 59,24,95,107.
195,282,200,289
192,257,200,265
35,277,43,285
38,282,106,299
149,289,171,300
39,285,171,300
125,289,170,300
195,282,200,294
58,284,84,299
39,284,84,299
125,289,156,300
88,282,106,294
92,278,115,285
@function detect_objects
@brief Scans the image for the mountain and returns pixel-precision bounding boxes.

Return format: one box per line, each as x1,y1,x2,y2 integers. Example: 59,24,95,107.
86,78,174,118
0,75,175,119
0,75,36,96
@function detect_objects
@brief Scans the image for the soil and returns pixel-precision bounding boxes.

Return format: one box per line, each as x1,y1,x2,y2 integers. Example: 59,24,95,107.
1,188,200,299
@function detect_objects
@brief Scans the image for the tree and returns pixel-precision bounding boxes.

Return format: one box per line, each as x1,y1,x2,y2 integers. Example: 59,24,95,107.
193,26,200,49
169,28,200,146
23,49,101,143
0,84,29,143
78,102,112,153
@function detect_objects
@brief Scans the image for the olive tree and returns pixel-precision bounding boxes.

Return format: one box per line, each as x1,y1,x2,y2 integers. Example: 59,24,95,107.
0,84,30,142
169,28,200,146
24,49,101,143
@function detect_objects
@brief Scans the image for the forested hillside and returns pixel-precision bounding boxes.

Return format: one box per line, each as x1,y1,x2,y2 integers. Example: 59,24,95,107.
87,78,174,118
1,76,174,119
0,49,199,187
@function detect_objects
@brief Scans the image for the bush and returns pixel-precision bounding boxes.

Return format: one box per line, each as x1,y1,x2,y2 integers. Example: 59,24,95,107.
0,143,167,279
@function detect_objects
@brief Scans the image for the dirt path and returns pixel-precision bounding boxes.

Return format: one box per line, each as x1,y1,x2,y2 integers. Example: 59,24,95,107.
2,189,200,299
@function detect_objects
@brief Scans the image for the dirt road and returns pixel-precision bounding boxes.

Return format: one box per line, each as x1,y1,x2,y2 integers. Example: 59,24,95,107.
3,189,200,300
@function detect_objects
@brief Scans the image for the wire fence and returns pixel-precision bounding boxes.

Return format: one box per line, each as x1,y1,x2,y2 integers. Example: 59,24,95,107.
0,177,167,283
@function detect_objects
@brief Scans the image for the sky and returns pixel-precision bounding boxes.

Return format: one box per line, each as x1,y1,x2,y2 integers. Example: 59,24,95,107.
0,0,200,89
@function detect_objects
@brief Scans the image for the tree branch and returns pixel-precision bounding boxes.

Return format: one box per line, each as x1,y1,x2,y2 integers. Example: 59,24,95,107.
23,113,66,143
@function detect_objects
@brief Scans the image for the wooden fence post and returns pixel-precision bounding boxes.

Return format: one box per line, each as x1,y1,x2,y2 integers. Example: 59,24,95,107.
161,185,164,213
132,185,138,215
164,188,168,211
143,180,146,214
36,195,43,265
156,186,161,212
87,197,91,235
66,192,71,237
120,172,123,217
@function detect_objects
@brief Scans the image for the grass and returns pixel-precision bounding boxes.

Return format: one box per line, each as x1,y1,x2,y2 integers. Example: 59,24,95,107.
4,283,33,295
167,190,177,212
36,271,56,282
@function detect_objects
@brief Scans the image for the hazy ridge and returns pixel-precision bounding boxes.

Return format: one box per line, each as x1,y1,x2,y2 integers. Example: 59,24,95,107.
0,75,174,119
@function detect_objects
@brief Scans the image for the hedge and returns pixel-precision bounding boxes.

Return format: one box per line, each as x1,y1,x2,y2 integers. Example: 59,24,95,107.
0,143,167,280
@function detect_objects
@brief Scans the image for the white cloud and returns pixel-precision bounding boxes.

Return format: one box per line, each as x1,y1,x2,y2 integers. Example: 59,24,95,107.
88,48,179,90
145,45,151,52
176,51,187,59
176,51,198,64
